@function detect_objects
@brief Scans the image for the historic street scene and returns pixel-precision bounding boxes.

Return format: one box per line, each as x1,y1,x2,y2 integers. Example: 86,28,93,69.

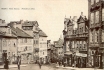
0,0,104,70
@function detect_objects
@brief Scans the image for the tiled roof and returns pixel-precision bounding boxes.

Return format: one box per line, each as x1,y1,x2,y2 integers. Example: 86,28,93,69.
39,30,47,37
0,30,17,38
11,27,32,38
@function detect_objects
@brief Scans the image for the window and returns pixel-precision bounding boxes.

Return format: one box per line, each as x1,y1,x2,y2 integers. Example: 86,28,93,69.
102,8,104,21
91,0,94,5
91,13,94,24
36,40,38,44
95,11,99,23
82,27,83,32
95,31,97,42
97,30,99,42
43,52,44,55
95,0,99,3
90,31,93,43
102,27,104,42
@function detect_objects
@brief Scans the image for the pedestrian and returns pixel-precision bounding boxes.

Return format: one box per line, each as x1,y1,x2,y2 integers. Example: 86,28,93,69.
4,59,9,70
17,56,21,70
38,61,42,69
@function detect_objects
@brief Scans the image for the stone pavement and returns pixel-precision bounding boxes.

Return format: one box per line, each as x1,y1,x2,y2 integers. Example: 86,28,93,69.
56,65,104,70
0,64,27,69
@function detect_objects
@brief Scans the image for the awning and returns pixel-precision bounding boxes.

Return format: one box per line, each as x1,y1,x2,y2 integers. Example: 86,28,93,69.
76,53,87,57
64,51,72,55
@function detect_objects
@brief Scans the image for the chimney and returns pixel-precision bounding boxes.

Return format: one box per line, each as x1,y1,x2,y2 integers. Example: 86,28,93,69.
20,20,24,24
0,19,2,23
81,12,83,16
2,20,5,23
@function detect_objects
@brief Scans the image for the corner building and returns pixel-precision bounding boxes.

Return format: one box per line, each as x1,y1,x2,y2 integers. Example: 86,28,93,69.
88,0,104,68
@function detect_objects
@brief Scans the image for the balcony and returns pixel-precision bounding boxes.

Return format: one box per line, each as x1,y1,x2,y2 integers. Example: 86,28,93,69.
65,34,73,39
89,42,99,48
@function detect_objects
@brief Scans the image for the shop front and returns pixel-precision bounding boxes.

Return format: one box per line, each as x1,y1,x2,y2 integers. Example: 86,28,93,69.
64,51,72,66
75,52,87,68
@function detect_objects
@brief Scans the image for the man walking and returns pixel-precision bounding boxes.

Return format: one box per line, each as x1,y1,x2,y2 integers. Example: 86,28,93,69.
17,56,21,70
38,60,42,69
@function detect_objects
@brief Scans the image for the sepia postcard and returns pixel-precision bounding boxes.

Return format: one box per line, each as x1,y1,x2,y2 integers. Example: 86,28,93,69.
0,0,104,70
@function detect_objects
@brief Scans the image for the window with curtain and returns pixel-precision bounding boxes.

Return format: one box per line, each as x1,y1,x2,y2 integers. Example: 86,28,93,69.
91,13,94,24
95,11,99,23
102,8,104,21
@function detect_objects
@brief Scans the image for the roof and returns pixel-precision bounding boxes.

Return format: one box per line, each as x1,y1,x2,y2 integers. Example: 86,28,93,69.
0,30,17,38
77,15,87,23
39,30,47,37
22,21,37,26
55,38,64,48
11,27,32,38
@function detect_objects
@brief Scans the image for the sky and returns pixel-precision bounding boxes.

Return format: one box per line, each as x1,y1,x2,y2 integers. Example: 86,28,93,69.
0,0,88,42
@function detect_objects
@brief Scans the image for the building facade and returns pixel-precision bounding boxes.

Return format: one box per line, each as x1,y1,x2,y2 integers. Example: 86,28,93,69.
47,40,51,64
88,0,104,68
0,19,17,64
63,13,88,68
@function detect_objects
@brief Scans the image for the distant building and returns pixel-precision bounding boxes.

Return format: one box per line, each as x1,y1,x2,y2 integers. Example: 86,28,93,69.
47,40,51,64
54,38,64,62
39,30,47,64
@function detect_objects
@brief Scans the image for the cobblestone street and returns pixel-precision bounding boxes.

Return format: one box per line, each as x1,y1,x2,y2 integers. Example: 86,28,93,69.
0,63,103,70
0,64,66,70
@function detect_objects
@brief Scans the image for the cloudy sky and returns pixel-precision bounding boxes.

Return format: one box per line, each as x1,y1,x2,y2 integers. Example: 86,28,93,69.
0,0,88,42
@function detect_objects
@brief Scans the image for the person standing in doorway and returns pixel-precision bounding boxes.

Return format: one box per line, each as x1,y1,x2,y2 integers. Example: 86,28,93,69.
17,56,21,70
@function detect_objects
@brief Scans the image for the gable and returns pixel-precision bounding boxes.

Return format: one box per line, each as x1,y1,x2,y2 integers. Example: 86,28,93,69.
77,16,85,23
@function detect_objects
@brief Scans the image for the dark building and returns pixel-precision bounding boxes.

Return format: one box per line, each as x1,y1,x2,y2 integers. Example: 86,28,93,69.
88,0,104,69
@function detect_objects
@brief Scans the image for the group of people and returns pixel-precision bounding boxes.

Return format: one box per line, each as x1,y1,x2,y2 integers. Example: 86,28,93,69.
3,55,21,70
